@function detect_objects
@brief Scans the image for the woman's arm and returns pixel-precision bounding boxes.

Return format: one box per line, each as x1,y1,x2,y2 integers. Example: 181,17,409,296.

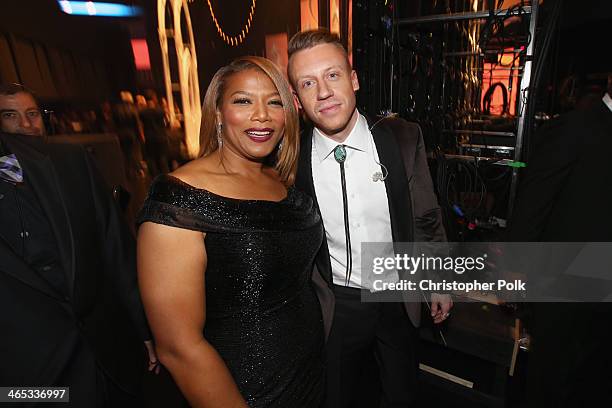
138,222,248,408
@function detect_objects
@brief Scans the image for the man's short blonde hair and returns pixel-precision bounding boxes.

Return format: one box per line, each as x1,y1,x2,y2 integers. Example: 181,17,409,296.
287,29,350,82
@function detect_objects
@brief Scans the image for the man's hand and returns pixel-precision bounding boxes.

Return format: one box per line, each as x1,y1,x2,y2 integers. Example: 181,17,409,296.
144,340,161,374
430,293,453,324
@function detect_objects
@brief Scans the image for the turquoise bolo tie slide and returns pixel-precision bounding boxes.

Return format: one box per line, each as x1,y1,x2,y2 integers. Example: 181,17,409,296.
334,145,347,163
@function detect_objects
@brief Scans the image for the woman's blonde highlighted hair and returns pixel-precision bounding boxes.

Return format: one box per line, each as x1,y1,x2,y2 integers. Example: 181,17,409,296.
199,56,299,185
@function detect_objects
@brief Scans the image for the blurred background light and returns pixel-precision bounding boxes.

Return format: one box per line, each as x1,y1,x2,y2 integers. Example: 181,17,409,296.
57,1,142,17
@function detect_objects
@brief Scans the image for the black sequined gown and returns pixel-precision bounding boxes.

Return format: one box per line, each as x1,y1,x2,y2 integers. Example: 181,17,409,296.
137,175,325,407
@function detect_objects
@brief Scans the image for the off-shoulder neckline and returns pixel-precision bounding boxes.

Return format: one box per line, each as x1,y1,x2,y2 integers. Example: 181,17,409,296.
162,174,292,204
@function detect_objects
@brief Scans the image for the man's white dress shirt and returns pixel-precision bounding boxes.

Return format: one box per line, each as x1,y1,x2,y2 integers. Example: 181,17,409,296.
312,113,396,289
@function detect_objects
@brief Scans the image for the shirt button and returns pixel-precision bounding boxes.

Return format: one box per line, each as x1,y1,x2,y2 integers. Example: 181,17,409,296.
42,265,52,272
0,193,4,199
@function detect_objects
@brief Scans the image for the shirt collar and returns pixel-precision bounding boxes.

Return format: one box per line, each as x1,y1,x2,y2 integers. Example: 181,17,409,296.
313,112,370,163
603,93,612,114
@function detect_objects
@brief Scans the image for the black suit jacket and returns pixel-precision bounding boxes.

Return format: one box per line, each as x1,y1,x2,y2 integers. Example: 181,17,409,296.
296,114,446,338
0,133,149,394
508,100,612,241
506,98,612,407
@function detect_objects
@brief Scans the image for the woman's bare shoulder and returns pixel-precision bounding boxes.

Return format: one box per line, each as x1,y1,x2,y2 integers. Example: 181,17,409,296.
169,156,222,190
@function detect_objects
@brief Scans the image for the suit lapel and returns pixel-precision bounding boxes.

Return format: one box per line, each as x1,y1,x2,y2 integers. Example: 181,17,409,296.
4,136,75,294
296,129,317,200
369,117,423,319
0,143,15,247
368,116,414,244
0,198,15,251
296,129,333,284
598,100,612,133
0,243,64,300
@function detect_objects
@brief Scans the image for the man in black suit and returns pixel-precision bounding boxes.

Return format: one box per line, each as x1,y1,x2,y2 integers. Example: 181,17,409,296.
0,83,153,406
507,79,612,406
288,29,452,407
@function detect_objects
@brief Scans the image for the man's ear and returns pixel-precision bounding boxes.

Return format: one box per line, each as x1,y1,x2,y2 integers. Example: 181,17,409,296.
351,70,360,92
291,90,302,110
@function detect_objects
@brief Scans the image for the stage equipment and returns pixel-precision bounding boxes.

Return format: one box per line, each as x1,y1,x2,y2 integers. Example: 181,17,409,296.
391,1,539,228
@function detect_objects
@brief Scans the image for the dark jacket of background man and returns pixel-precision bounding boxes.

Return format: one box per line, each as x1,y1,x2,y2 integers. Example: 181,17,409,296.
0,132,150,406
507,96,612,407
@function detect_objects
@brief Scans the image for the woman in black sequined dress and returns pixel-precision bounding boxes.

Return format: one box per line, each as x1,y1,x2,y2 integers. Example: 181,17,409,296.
137,57,324,407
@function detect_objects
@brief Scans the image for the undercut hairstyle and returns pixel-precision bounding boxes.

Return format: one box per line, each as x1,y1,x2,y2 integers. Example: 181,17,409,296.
287,29,350,82
199,56,299,185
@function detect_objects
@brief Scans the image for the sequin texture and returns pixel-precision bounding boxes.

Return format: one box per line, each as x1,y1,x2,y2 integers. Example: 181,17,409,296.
137,175,325,407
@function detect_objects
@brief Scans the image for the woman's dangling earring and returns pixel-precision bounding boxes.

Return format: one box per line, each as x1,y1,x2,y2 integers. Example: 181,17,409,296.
216,122,223,148
278,139,284,152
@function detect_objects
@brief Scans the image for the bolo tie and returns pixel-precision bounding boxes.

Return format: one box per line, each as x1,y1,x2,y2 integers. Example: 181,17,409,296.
333,144,353,286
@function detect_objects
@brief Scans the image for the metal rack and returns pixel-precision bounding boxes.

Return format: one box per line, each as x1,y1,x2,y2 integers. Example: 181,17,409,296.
394,2,539,220
395,5,533,25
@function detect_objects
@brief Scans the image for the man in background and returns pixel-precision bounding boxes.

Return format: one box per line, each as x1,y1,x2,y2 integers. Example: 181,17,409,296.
507,75,612,406
0,82,156,407
0,83,45,137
